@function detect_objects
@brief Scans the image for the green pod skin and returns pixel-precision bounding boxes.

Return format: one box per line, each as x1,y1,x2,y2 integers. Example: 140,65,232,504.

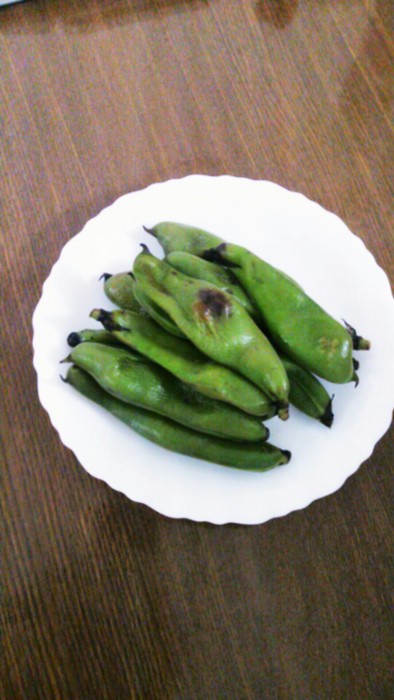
100,272,141,312
65,342,270,442
132,247,290,416
204,243,354,384
90,307,276,418
280,355,334,427
67,328,122,348
101,271,186,338
166,251,258,320
144,221,224,256
64,365,290,471
132,279,186,339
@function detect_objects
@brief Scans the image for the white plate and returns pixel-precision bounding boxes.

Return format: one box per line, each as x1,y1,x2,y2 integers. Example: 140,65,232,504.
32,175,394,524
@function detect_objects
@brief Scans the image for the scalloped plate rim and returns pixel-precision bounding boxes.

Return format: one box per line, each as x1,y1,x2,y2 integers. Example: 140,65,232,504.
32,175,394,525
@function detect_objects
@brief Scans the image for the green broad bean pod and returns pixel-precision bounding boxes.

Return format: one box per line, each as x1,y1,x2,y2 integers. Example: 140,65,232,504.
132,246,290,417
133,279,187,338
64,365,290,471
101,270,185,338
203,242,360,384
64,342,270,442
89,307,276,418
67,328,122,348
279,355,334,426
100,272,141,312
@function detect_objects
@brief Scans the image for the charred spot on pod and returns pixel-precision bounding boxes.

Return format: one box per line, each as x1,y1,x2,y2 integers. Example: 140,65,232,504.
193,288,232,321
201,243,239,267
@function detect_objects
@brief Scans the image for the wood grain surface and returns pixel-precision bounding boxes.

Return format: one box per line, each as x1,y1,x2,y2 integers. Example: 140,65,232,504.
2,1,393,699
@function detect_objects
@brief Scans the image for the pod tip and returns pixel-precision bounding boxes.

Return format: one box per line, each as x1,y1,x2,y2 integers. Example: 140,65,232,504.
277,404,289,421
281,450,291,463
67,332,82,347
320,397,334,428
90,308,125,332
99,272,112,282
60,354,72,364
90,308,105,322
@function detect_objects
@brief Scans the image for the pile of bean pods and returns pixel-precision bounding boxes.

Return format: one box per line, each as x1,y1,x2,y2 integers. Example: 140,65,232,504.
63,221,370,471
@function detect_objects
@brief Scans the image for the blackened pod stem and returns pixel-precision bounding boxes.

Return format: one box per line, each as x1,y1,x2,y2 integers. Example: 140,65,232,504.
343,320,371,351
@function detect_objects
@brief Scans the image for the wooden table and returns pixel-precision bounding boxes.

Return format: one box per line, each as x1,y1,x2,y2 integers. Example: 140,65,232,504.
2,1,393,698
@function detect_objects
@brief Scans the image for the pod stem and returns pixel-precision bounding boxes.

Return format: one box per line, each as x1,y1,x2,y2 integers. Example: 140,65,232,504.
277,404,289,421
90,308,125,332
202,243,240,268
320,396,334,428
343,320,371,350
99,272,112,282
67,332,83,347
60,354,73,363
140,243,152,254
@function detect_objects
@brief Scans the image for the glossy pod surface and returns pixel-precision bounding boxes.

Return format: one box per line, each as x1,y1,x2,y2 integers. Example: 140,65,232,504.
145,221,223,255
166,251,257,319
101,270,185,337
90,308,275,417
280,355,334,426
101,272,141,312
205,243,354,384
66,342,270,442
133,280,186,338
65,366,290,471
132,247,290,414
67,328,121,347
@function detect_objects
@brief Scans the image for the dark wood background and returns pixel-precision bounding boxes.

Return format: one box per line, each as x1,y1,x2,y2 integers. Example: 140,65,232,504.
2,1,393,698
